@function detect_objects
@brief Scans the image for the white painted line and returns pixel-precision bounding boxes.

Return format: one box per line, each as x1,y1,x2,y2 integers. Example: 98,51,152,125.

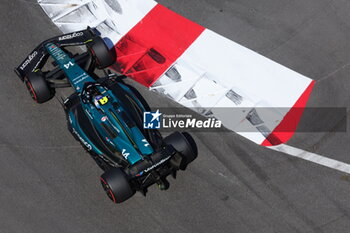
271,144,350,174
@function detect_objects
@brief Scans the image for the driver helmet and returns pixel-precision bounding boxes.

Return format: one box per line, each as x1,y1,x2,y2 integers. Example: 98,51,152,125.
93,95,104,109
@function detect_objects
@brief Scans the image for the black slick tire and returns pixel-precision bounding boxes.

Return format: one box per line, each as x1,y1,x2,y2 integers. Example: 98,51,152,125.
164,132,198,170
90,37,116,69
24,72,53,103
100,168,134,203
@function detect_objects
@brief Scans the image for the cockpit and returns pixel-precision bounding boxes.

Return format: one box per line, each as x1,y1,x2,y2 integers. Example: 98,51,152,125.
82,83,109,110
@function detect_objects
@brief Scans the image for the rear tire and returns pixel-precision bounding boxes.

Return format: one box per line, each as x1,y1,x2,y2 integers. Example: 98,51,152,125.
24,72,53,103
90,37,116,69
100,168,134,203
164,132,198,170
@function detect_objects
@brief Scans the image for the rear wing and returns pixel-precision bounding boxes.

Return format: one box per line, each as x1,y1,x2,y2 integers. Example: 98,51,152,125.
14,28,97,80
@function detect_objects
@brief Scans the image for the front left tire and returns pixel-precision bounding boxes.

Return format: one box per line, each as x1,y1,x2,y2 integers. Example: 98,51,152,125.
24,72,54,103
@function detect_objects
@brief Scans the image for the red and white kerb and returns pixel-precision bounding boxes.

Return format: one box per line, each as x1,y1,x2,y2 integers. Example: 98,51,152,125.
38,0,315,146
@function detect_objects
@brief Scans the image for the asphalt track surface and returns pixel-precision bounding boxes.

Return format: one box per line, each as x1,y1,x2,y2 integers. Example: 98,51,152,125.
1,0,350,232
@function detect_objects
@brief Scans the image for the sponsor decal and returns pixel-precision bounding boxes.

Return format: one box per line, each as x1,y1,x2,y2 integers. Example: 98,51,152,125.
72,73,89,85
105,137,115,146
32,54,46,71
72,128,92,151
20,51,38,70
101,116,108,122
84,109,93,119
142,139,150,147
143,156,171,173
68,115,73,124
122,149,130,160
136,171,144,177
58,32,84,41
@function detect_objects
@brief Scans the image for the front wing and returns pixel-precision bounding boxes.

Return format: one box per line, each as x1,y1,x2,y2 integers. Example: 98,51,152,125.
15,28,97,80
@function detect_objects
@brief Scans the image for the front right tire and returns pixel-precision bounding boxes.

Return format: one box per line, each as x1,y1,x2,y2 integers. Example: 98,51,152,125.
89,37,116,69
